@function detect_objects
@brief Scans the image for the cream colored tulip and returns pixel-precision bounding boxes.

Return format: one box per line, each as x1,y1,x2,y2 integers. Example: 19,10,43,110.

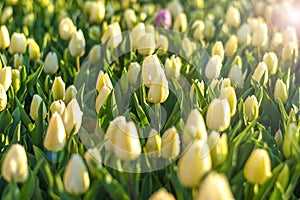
69,29,86,57
263,52,278,75
274,79,288,104
192,20,205,42
138,33,156,56
59,17,76,40
0,84,7,111
212,41,224,61
105,116,126,151
128,62,141,86
9,33,26,54
253,62,268,85
237,23,251,45
205,55,222,81
145,129,162,158
252,22,268,47
130,23,146,49
52,76,65,100
225,35,238,57
12,69,20,92
148,74,169,104
27,38,41,60
220,86,237,117
62,98,83,136
156,34,169,56
89,2,105,24
142,54,164,87
95,85,111,113
0,66,12,91
228,64,244,89
124,9,136,29
30,94,47,120
271,32,283,49
206,99,231,132
167,1,183,17
281,42,296,61
161,127,180,159
165,55,181,80
149,188,175,200
44,52,59,74
225,6,240,27
204,20,215,39
243,95,259,122
50,100,66,116
208,131,228,167
173,13,187,33
65,85,77,105
96,70,113,92
182,37,196,57
0,25,10,49
101,23,122,49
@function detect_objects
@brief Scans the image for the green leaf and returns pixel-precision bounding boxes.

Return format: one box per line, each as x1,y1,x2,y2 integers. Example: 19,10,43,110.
15,98,32,129
20,170,35,200
32,103,45,148
26,64,44,89
0,109,13,134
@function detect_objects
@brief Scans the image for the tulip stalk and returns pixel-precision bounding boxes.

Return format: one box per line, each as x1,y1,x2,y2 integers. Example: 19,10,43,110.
76,56,80,72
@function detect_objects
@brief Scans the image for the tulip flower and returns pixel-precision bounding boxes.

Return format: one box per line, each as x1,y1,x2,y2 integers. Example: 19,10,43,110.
205,55,222,81
173,13,187,33
274,129,283,147
237,23,251,45
243,95,259,122
274,79,288,104
138,33,156,56
30,94,47,120
263,52,278,75
220,86,237,116
50,100,66,116
177,140,212,187
212,41,224,61
192,20,205,42
0,66,12,91
148,74,169,104
130,23,146,49
9,33,26,54
225,6,240,27
145,129,162,158
208,131,228,167
165,55,181,80
156,34,169,56
167,1,183,17
0,84,7,111
282,123,299,158
27,38,41,61
89,2,105,24
161,127,180,159
225,35,238,57
44,52,59,75
59,17,76,40
125,9,137,29
96,70,113,92
62,98,83,136
142,54,164,87
43,112,66,152
271,32,283,49
65,85,77,105
253,62,268,85
63,154,90,195
84,148,102,176
182,37,196,57
105,116,126,151
244,149,272,184
128,62,141,86
52,76,65,101
11,69,20,92
154,9,172,29
1,144,28,183
149,188,175,200
252,22,268,47
228,64,244,88
281,42,297,61
101,23,122,49
204,20,215,39
69,29,86,57
95,85,111,113
0,25,10,49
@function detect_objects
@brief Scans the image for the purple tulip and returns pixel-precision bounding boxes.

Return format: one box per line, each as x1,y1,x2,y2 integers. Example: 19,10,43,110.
155,9,172,29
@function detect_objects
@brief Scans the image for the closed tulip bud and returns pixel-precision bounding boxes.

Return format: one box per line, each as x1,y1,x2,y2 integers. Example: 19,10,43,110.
237,23,251,45
155,9,172,29
101,24,122,49
212,41,224,61
225,6,240,27
192,20,205,42
281,42,296,61
96,70,113,92
271,32,283,49
0,84,7,111
156,34,169,56
142,54,164,87
161,127,180,159
228,64,244,88
282,123,299,158
225,35,238,57
12,69,20,92
205,55,222,81
149,188,175,200
208,132,228,167
130,23,146,49
63,154,90,195
177,140,212,187
182,37,196,57
59,17,76,40
220,86,237,116
125,9,136,29
13,54,23,68
44,52,59,74
206,99,231,132
0,66,12,92
274,129,283,147
69,29,85,57
88,45,101,65
63,99,83,136
44,112,66,152
274,79,288,104
253,62,268,85
276,164,289,191
204,20,215,39
165,55,181,80
252,22,268,47
0,25,10,49
89,2,105,24
263,52,278,75
183,109,207,144
30,94,47,120
65,85,77,105
167,1,183,17
173,13,187,33
244,149,272,184
52,76,65,101
138,33,156,56
1,144,28,183
232,55,242,68
84,148,102,176
244,95,259,122
27,38,40,60
128,62,141,86
50,100,66,116
9,33,26,54
195,172,234,200
146,129,162,158
148,74,169,104
95,86,111,113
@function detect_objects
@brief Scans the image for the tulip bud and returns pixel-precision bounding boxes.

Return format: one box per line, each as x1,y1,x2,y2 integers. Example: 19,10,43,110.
138,33,156,56
177,140,212,187
11,69,20,92
237,23,251,45
130,23,146,49
146,129,162,158
274,79,288,104
0,66,12,92
212,41,224,61
155,9,172,29
192,20,205,42
244,149,272,184
204,20,215,39
84,148,102,176
9,33,26,54
161,127,180,159
149,188,175,200
44,112,66,152
59,17,76,40
0,84,7,111
276,164,289,191
101,23,122,49
253,62,268,85
44,52,59,74
62,98,83,136
206,99,231,132
125,9,137,29
182,37,196,57
274,129,283,147
225,35,238,57
263,52,278,75
173,13,187,33
148,74,169,104
63,154,90,195
281,42,296,61
27,38,41,60
52,76,65,101
167,1,183,17
89,2,105,24
1,144,28,183
271,32,283,49
0,25,10,49
95,86,111,113
195,172,234,200
225,6,240,27
208,131,228,167
244,95,259,122
69,29,85,57
30,94,47,120
282,123,299,158
205,55,222,81
50,100,66,116
252,22,268,47
65,85,77,105
228,64,244,88
142,54,164,87
183,109,207,144
156,34,169,56
220,86,237,116
96,70,113,92
1,6,13,24
128,62,141,86
165,55,181,80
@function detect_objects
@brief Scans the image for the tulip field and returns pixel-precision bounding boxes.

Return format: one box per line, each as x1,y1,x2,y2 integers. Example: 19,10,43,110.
0,0,300,199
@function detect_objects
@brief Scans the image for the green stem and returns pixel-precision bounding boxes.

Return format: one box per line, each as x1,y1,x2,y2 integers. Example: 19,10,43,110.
76,56,80,72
